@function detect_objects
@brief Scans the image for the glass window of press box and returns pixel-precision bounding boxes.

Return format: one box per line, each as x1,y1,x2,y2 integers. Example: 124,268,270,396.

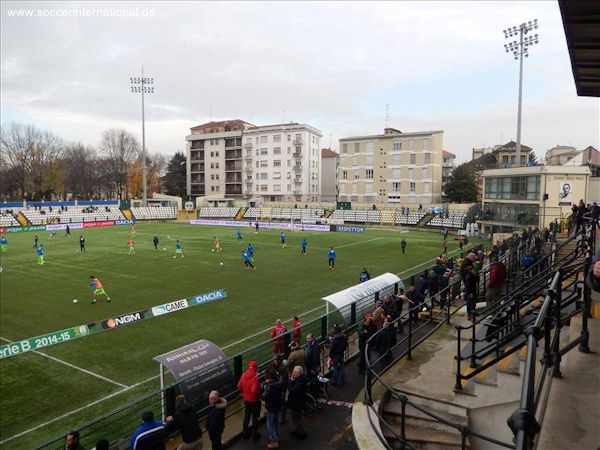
481,203,539,226
484,176,540,200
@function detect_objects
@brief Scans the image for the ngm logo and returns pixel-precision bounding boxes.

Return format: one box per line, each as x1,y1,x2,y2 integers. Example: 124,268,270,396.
192,290,225,305
102,312,144,329
152,299,189,316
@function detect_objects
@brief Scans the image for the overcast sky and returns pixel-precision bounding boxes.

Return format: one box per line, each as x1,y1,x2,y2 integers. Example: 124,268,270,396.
1,1,598,163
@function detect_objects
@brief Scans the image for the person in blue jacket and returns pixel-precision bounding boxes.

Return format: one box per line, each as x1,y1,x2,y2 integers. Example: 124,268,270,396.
328,247,336,270
129,411,165,450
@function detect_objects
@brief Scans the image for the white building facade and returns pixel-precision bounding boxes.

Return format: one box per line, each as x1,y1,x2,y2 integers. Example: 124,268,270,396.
242,123,323,202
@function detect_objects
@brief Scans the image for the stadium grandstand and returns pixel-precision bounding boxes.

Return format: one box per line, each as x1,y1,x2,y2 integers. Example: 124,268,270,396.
130,206,177,220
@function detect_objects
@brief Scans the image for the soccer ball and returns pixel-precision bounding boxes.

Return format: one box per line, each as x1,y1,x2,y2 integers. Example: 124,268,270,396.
163,248,166,251
220,262,224,266
211,249,215,252
73,299,78,304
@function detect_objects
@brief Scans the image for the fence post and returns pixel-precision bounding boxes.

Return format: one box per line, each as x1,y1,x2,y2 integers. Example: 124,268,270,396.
579,249,592,354
407,317,413,361
234,354,243,384
351,302,357,326
553,269,563,378
400,395,408,450
321,315,328,342
470,324,477,368
455,326,462,391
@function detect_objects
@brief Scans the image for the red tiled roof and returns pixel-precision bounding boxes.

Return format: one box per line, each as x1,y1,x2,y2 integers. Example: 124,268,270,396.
190,119,253,130
442,150,456,158
321,148,339,157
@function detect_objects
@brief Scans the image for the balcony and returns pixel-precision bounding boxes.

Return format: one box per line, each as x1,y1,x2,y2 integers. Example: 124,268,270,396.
293,152,302,158
191,175,205,183
294,178,302,184
190,150,204,161
293,166,302,172
244,142,253,149
293,139,302,145
245,167,253,173
226,174,242,183
191,163,205,172
225,149,242,160
245,179,253,184
225,138,242,148
190,142,204,150
225,161,242,171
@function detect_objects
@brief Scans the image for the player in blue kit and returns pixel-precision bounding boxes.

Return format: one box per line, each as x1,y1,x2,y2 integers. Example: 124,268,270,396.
236,229,243,244
280,232,287,248
301,238,308,255
328,246,336,270
36,244,45,265
241,250,255,270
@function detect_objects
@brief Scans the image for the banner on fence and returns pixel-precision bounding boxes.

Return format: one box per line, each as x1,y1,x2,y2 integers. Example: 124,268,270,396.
0,225,46,234
190,219,331,232
0,289,227,359
333,225,365,233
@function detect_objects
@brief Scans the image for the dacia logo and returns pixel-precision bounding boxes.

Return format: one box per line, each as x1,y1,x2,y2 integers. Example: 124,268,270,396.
194,290,224,304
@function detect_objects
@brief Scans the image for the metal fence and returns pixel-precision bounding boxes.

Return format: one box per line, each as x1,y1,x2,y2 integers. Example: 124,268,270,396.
34,244,483,450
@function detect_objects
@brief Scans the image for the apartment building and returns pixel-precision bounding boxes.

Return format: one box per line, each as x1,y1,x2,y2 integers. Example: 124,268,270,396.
242,123,322,202
338,128,444,205
545,145,579,165
321,148,339,202
186,120,255,198
442,150,456,197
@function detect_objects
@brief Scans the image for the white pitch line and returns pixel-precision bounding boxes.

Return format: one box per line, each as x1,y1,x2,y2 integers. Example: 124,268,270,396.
336,237,384,249
0,337,128,389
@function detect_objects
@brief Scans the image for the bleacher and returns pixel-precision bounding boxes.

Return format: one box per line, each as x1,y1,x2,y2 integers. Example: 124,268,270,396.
330,209,382,223
395,210,426,225
243,207,324,221
130,206,177,221
198,207,240,218
21,207,125,225
427,212,467,229
0,211,19,227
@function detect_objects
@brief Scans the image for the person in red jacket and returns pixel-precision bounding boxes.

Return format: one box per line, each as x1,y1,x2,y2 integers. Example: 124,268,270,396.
271,319,287,355
237,361,261,441
291,316,302,346
486,255,506,307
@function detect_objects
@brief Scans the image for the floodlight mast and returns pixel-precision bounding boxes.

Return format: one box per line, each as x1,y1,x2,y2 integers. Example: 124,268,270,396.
503,19,539,168
130,66,154,206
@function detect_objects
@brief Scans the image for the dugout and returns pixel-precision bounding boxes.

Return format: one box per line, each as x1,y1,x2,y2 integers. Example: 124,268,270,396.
321,272,404,330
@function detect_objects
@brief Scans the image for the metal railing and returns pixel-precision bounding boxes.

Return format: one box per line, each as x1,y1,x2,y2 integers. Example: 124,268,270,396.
508,220,595,450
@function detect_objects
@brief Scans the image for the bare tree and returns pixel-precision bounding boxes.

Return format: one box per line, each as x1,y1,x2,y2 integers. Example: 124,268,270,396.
62,143,99,199
100,129,139,200
0,123,34,199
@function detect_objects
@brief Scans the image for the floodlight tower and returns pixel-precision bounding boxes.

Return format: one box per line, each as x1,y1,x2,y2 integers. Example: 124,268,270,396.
503,20,539,168
130,66,154,206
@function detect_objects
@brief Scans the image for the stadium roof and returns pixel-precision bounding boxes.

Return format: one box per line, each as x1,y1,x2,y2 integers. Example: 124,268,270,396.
559,0,600,97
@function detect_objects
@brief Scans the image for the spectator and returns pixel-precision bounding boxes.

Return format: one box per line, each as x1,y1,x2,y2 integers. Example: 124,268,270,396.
304,333,321,378
329,325,348,386
284,341,306,374
129,411,165,450
261,370,285,449
372,300,385,330
357,313,377,374
382,294,399,322
287,366,308,440
237,361,261,441
206,391,227,450
95,439,109,450
270,319,287,356
486,255,506,308
576,199,587,234
376,316,395,370
586,250,600,293
64,430,84,450
165,394,202,449
405,284,422,324
268,355,289,424
291,316,302,346
439,269,451,308
463,254,480,321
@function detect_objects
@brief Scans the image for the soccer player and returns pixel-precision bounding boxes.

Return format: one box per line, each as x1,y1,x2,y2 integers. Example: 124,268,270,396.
213,236,222,253
36,244,45,265
153,235,159,250
246,243,255,263
443,238,448,255
49,230,57,239
1,236,7,253
328,246,336,270
270,319,287,355
33,234,39,248
241,250,255,270
236,229,243,244
360,268,370,283
255,221,259,233
128,238,135,255
79,235,86,252
89,275,111,304
131,224,136,238
292,316,302,346
173,240,184,258
65,225,71,237
458,235,465,251
280,232,287,248
401,238,407,255
301,238,308,255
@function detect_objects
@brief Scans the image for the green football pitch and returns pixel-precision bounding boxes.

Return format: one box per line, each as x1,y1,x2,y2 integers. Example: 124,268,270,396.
0,222,479,448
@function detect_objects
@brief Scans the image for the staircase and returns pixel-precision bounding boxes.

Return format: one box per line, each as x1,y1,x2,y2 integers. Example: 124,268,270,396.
418,213,434,227
122,209,133,220
16,212,29,226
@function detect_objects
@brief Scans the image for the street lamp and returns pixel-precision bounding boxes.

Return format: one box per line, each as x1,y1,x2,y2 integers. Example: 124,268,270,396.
130,66,154,206
503,19,539,168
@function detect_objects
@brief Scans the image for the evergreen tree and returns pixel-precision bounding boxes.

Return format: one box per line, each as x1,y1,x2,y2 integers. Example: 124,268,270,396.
444,164,477,203
163,151,187,197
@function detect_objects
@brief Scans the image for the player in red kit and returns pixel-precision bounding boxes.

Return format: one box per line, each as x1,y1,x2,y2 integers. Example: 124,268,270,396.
271,319,287,355
291,316,302,346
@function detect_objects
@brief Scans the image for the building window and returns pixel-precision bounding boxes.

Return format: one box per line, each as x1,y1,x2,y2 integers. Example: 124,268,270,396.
392,182,401,192
260,148,268,155
366,169,374,179
273,160,281,167
273,184,281,192
246,137,252,143
215,163,219,169
366,155,374,165
410,182,416,193
211,174,215,180
410,153,416,165
366,142,374,153
210,163,214,169
423,139,429,150
393,142,402,151
260,161,267,167
342,143,348,153
424,153,431,165
409,140,414,150
424,182,430,193
260,136,268,143
274,147,281,155
273,135,281,143
354,142,360,153
342,170,348,179
422,168,428,178
353,156,358,166
261,173,268,180
355,170,359,179
273,172,281,179
287,160,291,167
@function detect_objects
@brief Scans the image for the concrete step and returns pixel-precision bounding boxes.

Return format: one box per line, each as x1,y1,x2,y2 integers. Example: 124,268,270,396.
383,424,469,450
496,345,521,376
390,384,471,417
472,356,498,387
383,396,468,435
